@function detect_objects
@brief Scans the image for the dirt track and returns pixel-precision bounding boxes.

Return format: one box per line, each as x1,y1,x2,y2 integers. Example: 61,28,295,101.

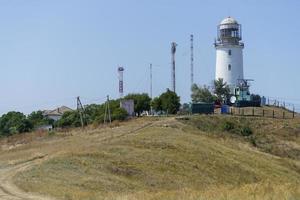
0,118,161,200
0,154,55,200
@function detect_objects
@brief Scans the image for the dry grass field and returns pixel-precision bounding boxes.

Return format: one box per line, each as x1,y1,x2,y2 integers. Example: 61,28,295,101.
0,113,299,200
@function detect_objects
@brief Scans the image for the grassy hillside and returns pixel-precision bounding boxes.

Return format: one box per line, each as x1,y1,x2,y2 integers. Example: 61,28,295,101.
0,115,299,200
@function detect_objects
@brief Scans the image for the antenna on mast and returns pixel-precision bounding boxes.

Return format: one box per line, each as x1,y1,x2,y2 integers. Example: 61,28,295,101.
118,67,125,98
190,34,194,87
171,42,177,93
150,63,153,99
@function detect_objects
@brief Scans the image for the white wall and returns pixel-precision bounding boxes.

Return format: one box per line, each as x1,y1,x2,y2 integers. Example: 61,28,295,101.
215,45,244,88
47,115,62,121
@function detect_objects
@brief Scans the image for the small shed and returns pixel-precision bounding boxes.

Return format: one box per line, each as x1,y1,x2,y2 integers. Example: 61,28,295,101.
120,99,135,116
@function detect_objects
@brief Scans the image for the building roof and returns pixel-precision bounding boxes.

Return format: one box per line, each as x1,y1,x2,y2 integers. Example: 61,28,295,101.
220,16,238,25
43,106,73,116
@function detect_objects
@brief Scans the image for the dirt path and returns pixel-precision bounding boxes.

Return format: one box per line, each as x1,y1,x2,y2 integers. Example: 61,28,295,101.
0,118,169,200
0,155,56,200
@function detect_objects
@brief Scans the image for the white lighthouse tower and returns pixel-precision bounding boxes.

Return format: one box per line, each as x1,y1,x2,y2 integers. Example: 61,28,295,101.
215,17,244,91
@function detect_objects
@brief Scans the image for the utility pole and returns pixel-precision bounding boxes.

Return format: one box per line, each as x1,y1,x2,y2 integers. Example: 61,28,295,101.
150,63,153,99
171,42,177,93
104,95,111,124
77,96,85,128
190,34,194,87
293,105,295,118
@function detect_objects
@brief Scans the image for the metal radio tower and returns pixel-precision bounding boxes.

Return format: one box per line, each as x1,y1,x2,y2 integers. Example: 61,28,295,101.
150,63,153,99
190,34,194,87
118,67,125,98
77,96,86,128
171,42,177,93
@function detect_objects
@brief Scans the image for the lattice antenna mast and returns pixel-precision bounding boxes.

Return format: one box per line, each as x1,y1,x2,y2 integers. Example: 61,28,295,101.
118,67,125,98
171,42,177,93
190,34,194,87
104,95,111,124
77,96,85,128
150,63,153,99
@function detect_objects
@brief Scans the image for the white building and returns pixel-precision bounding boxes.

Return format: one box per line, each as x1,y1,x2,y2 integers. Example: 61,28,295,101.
215,17,244,91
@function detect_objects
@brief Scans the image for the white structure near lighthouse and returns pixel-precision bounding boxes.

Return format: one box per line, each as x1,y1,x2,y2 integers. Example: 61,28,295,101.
215,17,244,91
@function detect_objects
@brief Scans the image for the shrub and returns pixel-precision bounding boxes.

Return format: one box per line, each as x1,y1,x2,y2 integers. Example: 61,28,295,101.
112,108,128,121
48,130,56,137
249,135,257,146
56,111,82,128
221,121,235,131
240,126,253,136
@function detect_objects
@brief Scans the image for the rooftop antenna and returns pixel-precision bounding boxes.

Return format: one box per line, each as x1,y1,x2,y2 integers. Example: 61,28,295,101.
190,34,194,87
171,42,177,93
118,66,125,98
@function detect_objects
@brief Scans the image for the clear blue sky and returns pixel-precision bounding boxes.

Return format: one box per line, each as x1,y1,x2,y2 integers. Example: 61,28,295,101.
0,0,299,114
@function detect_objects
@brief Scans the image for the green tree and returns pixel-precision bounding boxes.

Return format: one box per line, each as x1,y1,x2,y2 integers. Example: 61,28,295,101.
191,84,216,103
56,99,128,128
180,103,191,114
151,97,162,112
17,119,34,133
159,89,180,114
107,99,128,121
28,110,54,127
84,104,105,123
0,111,33,136
111,107,128,121
56,111,81,128
124,93,151,116
214,78,230,102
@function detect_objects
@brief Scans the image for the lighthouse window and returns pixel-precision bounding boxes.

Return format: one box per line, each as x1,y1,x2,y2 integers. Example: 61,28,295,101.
228,64,231,71
228,50,232,55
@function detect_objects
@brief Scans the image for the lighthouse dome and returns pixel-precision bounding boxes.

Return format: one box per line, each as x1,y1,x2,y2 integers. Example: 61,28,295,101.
220,17,238,25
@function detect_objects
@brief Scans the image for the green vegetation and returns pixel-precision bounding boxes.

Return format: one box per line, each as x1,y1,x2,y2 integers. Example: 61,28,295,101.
0,97,130,137
151,97,162,111
56,111,82,128
0,91,180,137
124,93,151,116
221,120,235,131
0,111,33,136
191,84,216,103
0,110,56,137
214,78,230,102
190,78,231,104
183,115,300,159
28,111,54,127
151,89,180,114
56,99,128,128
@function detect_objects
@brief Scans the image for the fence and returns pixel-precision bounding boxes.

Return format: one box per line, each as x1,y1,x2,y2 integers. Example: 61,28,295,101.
230,107,295,119
265,97,297,112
